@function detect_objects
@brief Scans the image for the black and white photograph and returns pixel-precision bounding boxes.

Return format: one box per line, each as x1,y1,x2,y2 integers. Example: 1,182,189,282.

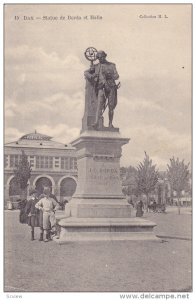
3,3,192,297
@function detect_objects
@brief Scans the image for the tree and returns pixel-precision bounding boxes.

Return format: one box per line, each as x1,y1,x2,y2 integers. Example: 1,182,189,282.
135,152,159,211
120,167,127,181
120,166,138,196
167,157,190,214
13,150,31,200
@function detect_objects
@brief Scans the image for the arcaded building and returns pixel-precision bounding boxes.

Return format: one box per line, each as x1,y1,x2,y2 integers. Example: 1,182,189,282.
4,132,78,206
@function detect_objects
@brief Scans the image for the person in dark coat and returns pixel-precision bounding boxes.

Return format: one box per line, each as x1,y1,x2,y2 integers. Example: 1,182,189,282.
25,190,43,241
18,199,28,224
152,200,157,212
136,199,144,217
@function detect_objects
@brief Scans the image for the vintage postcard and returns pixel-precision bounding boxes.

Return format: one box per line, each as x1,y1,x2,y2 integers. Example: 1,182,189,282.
3,3,192,298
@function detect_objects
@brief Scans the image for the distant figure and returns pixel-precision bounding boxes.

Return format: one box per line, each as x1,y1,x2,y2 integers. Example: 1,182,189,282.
35,187,60,242
25,190,43,241
136,199,144,217
152,200,157,212
149,198,154,207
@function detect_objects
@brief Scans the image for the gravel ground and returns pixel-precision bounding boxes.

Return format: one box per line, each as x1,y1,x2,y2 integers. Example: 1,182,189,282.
4,209,192,292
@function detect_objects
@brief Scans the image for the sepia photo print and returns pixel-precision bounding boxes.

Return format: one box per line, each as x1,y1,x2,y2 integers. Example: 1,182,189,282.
3,3,192,296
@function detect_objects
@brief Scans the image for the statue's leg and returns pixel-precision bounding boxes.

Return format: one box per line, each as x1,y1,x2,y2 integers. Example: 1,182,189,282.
108,91,114,128
109,109,114,128
94,90,104,128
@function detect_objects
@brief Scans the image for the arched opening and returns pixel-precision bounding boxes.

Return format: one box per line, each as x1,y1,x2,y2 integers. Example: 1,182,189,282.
8,177,22,208
35,177,52,195
9,177,21,197
60,177,77,200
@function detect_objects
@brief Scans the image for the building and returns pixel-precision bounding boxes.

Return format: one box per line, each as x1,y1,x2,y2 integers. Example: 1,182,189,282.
4,131,78,207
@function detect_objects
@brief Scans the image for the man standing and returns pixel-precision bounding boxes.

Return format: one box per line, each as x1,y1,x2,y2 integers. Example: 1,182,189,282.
35,187,59,242
84,50,120,129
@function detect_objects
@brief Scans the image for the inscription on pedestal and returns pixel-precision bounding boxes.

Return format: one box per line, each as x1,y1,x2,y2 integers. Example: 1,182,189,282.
93,154,115,162
71,131,129,198
87,165,120,188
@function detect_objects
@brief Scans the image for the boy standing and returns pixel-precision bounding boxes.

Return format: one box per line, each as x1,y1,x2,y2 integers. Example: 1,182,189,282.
25,189,43,241
35,187,59,242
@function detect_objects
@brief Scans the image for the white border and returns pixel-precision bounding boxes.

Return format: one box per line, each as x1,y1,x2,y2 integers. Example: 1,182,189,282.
1,1,194,300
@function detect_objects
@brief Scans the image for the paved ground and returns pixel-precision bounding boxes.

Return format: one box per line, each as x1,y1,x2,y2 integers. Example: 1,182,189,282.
4,207,192,292
144,207,192,238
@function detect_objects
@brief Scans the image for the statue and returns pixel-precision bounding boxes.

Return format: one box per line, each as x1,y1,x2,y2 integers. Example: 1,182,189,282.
83,48,120,130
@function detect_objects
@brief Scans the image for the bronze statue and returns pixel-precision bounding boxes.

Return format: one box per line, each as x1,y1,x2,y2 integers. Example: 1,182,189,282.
84,48,120,130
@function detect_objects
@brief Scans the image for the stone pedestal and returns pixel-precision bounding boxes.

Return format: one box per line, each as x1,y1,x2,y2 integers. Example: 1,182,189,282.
70,129,130,218
56,129,158,242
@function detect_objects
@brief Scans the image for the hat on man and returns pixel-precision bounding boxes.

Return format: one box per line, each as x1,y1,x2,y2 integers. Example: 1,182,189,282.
29,189,37,196
96,50,107,58
43,186,51,196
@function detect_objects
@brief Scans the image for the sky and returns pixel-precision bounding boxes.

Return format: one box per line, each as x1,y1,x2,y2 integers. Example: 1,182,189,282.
4,4,192,170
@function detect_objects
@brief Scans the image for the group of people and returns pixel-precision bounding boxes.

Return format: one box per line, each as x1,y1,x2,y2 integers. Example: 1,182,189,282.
19,186,62,242
148,199,157,212
127,195,165,216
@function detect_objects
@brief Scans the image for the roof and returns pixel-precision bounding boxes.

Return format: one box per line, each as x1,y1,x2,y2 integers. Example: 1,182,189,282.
5,131,75,150
20,132,52,141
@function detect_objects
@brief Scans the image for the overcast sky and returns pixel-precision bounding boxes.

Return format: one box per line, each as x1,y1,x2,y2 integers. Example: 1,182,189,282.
4,4,192,170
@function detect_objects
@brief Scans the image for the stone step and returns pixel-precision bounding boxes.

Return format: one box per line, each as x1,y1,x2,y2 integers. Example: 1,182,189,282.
59,217,156,227
55,217,158,243
54,232,159,243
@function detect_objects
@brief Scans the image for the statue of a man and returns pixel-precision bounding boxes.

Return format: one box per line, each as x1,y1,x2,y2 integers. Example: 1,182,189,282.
84,50,120,129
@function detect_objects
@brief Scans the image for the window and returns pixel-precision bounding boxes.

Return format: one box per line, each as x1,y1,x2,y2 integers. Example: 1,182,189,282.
55,157,60,168
30,160,34,167
70,157,77,170
40,156,44,168
10,155,21,168
4,155,8,168
36,156,40,168
61,157,69,170
49,157,53,168
29,156,35,167
35,156,53,169
74,158,77,170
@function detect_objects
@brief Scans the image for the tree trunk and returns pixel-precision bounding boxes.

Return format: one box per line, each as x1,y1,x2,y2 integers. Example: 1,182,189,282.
146,193,149,212
177,197,181,215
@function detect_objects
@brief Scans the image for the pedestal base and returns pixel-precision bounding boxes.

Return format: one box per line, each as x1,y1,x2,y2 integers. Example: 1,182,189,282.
54,217,158,243
68,198,132,218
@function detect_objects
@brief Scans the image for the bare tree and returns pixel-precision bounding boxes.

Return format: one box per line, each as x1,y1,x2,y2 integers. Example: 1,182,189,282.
167,157,190,214
135,152,159,211
13,150,31,201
